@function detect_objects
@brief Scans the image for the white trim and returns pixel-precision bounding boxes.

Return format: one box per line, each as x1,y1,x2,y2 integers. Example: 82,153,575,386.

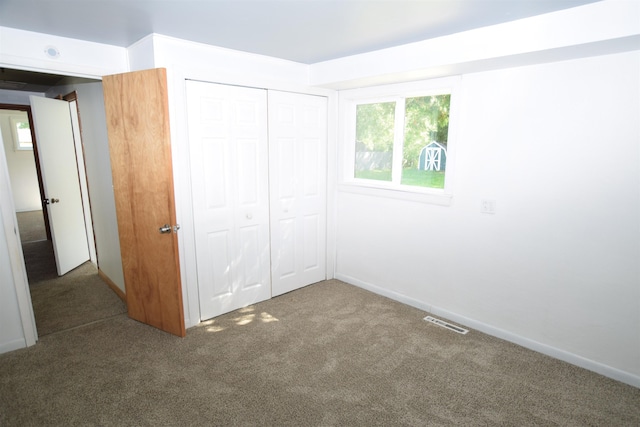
0,127,38,349
338,182,453,206
0,338,28,354
0,26,128,80
336,272,640,389
325,92,339,280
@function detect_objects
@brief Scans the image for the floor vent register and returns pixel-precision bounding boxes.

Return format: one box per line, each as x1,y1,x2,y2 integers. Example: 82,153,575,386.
424,316,469,335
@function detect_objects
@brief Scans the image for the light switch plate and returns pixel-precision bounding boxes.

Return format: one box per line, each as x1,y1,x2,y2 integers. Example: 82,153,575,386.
481,199,496,214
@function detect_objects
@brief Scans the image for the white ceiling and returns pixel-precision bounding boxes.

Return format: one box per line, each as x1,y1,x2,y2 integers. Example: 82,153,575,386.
0,0,599,64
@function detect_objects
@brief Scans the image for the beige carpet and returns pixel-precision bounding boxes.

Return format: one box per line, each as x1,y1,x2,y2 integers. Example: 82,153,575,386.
1,280,638,426
16,210,46,242
28,255,127,336
17,210,126,336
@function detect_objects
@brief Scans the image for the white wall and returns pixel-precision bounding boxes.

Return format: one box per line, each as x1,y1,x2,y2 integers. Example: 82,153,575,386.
0,27,127,79
0,110,41,211
0,89,44,105
0,201,28,353
335,51,640,386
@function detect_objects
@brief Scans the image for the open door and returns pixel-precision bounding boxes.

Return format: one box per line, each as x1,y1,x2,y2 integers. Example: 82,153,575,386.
29,96,90,275
102,68,185,337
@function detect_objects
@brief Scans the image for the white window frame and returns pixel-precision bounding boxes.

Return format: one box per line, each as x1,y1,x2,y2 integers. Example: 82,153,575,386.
339,76,461,206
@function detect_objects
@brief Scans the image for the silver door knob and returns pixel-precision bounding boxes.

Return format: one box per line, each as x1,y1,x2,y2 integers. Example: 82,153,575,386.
159,224,172,234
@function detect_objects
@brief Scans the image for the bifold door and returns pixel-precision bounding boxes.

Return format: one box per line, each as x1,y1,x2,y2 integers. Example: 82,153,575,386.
268,91,327,297
187,81,328,321
186,81,272,320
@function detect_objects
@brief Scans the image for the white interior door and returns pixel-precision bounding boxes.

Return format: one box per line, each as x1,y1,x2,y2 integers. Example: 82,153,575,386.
186,81,271,321
268,91,327,296
30,96,89,275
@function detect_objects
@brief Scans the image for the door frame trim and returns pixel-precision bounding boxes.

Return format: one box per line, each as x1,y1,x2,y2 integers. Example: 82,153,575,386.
0,104,51,240
0,121,37,348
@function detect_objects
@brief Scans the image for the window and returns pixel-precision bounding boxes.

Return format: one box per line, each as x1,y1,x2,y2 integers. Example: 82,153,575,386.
10,116,33,151
341,77,459,204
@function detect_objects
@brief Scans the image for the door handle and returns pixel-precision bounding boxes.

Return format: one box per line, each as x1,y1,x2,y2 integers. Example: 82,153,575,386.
43,198,59,205
159,224,180,234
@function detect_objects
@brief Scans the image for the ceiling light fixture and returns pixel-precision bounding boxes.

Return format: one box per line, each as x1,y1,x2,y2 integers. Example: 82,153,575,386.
44,46,60,59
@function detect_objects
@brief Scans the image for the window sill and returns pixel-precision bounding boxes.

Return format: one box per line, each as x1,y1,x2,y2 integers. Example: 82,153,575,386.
338,182,453,206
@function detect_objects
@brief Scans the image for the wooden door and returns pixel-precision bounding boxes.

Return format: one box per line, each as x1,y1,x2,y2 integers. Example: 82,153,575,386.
186,81,271,321
102,68,185,337
29,96,90,275
268,91,327,296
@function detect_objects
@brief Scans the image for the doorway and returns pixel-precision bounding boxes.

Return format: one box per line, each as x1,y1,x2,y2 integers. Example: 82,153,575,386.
0,84,121,337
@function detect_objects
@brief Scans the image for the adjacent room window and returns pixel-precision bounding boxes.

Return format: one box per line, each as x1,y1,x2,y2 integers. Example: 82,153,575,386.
341,77,458,203
10,116,32,150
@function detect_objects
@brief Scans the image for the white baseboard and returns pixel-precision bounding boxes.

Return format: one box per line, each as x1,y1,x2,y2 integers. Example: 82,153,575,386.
15,208,42,213
335,273,640,389
0,337,27,355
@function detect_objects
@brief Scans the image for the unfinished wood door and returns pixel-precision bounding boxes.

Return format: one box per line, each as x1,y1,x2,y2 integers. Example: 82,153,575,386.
102,68,185,337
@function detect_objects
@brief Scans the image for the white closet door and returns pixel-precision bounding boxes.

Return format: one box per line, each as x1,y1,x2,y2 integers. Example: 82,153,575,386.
187,81,271,321
268,91,327,296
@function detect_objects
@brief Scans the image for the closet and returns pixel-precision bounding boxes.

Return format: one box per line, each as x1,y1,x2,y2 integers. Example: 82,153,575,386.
186,81,328,321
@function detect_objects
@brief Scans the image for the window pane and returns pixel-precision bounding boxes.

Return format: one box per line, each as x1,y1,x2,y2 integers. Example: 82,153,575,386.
11,117,33,150
401,94,450,189
354,102,395,182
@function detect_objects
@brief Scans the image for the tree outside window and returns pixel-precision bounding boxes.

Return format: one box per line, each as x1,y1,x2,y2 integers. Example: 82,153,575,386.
353,94,450,189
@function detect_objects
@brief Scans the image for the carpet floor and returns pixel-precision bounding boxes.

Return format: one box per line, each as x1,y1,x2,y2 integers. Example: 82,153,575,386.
16,210,46,243
1,280,638,426
16,211,126,336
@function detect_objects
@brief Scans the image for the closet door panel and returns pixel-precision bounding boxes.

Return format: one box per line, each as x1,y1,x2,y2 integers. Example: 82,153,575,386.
187,81,271,320
269,91,328,296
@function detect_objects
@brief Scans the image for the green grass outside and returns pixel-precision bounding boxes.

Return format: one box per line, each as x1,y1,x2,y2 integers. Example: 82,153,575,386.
401,169,445,188
355,168,445,189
